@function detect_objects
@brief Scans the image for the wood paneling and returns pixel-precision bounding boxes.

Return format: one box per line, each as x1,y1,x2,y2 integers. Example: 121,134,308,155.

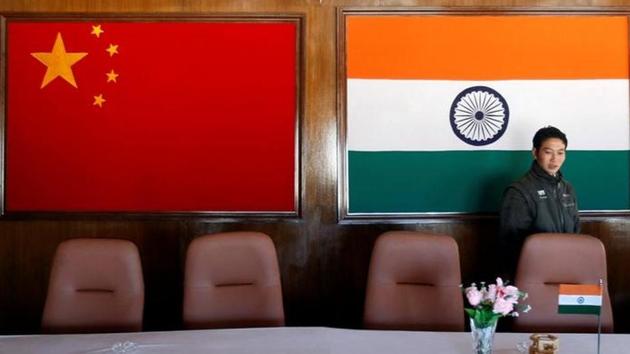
1,0,630,334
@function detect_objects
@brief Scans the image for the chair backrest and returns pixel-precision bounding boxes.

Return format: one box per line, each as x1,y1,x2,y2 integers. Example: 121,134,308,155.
41,238,144,334
183,232,284,329
514,233,613,333
363,231,465,331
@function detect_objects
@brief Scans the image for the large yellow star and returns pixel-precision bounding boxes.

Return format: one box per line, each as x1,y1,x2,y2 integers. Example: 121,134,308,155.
31,33,88,89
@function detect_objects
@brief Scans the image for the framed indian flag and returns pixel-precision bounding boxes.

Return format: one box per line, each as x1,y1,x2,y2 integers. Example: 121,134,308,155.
1,15,303,216
339,8,630,220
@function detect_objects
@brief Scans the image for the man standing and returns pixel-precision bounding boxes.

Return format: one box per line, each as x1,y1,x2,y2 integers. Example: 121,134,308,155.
499,126,580,278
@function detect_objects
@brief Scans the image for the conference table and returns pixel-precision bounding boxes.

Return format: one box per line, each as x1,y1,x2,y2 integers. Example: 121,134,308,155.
0,326,627,353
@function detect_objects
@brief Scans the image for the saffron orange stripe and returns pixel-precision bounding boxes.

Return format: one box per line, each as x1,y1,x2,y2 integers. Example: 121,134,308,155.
346,15,629,80
559,284,602,296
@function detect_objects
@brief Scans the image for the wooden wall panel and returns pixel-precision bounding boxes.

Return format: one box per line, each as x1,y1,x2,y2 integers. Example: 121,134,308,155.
1,0,630,334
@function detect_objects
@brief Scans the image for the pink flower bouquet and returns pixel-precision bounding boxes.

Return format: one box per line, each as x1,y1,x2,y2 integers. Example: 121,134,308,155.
464,277,530,328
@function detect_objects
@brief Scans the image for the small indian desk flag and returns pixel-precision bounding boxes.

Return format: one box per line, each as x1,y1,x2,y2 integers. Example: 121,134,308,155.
558,284,603,315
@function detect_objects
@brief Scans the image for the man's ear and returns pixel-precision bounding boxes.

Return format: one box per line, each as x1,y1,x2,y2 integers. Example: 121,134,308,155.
531,148,537,160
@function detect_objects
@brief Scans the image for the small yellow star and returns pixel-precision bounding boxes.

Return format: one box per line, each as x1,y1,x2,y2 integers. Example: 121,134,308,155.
91,25,104,38
31,32,88,89
106,44,119,57
93,94,106,107
106,69,119,83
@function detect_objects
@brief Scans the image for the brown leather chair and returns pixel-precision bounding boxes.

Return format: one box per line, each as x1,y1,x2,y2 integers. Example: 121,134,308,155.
363,231,465,331
183,232,284,329
41,238,144,334
513,233,614,333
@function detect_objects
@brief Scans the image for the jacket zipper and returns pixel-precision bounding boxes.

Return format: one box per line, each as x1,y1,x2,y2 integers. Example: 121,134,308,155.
555,182,565,231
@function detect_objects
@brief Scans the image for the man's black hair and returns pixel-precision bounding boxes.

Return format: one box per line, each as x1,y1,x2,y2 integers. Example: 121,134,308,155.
532,126,567,150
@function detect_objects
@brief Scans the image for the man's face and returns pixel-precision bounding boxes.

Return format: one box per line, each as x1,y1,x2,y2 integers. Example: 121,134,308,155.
533,137,566,176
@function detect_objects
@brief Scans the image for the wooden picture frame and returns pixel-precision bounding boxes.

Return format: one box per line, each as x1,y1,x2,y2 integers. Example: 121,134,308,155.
338,8,630,222
1,14,303,218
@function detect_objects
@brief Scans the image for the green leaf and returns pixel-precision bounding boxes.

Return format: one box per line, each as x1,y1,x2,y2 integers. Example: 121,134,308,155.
467,308,501,328
465,308,476,318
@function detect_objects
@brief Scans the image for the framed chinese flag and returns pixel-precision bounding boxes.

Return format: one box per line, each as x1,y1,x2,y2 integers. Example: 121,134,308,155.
2,15,301,215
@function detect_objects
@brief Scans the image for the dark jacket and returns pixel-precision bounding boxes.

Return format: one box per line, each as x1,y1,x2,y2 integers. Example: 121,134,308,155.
498,161,580,277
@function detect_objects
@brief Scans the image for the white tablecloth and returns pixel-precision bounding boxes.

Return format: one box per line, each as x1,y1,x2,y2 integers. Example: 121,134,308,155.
0,327,626,354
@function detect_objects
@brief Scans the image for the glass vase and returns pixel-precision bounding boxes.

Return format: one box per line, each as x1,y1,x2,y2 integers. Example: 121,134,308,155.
470,318,497,354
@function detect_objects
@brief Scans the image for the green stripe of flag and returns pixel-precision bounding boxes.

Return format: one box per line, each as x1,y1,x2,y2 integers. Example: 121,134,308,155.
558,305,602,315
348,150,630,213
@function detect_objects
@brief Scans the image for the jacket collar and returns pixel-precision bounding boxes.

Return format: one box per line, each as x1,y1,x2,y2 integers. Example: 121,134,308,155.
530,160,563,184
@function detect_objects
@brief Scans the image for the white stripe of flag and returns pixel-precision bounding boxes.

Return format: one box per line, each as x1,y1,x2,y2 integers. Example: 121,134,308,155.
558,294,602,307
347,79,630,151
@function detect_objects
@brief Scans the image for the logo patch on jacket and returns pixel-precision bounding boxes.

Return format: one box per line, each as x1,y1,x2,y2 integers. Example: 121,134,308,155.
537,190,547,199
562,193,576,207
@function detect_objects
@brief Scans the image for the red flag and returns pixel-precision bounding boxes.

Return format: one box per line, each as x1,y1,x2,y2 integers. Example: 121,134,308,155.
6,20,298,213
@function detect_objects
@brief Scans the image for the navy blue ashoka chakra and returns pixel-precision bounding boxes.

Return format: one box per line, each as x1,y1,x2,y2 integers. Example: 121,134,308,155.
450,86,509,146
